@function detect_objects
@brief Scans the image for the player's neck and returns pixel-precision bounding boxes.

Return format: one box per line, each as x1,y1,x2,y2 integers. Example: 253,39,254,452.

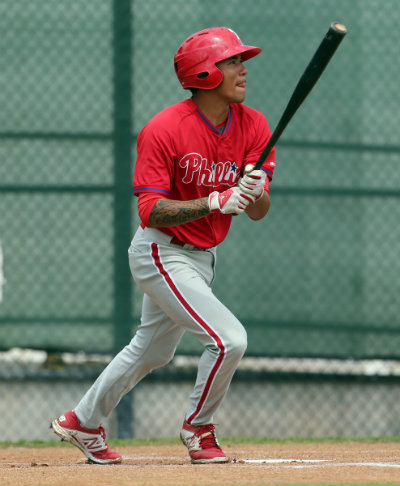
191,92,230,127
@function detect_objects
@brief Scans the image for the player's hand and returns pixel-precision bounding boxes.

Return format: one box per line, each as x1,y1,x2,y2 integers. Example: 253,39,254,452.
239,164,267,199
208,187,255,215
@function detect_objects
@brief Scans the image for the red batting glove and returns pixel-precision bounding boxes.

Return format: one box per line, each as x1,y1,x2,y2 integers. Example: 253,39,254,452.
208,187,255,215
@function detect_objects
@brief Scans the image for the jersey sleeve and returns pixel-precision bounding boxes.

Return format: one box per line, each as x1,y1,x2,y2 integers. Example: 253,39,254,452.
133,122,174,197
137,192,165,226
244,112,277,181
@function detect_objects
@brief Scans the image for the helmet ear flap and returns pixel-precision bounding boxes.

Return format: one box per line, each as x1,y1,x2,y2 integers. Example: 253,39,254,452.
174,51,223,90
175,64,209,79
193,68,223,90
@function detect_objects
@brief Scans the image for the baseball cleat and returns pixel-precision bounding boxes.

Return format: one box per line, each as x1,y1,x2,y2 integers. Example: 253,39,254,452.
180,420,228,464
51,410,121,465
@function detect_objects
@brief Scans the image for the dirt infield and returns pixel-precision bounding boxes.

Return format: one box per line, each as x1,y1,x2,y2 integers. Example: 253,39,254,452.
1,441,400,485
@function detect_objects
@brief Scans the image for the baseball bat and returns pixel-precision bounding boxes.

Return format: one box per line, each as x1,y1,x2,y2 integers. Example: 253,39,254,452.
253,21,347,171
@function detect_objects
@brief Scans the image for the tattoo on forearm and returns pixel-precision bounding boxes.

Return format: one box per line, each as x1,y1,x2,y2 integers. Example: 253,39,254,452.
149,198,210,227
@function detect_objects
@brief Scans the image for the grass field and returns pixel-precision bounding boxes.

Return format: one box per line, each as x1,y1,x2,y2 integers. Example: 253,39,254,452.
3,435,400,447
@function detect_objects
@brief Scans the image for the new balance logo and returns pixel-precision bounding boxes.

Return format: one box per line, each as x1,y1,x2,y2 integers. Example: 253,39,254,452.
81,436,106,452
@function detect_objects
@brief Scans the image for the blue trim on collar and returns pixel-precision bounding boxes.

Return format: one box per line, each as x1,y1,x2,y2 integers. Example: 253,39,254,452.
196,110,219,135
196,107,233,136
223,107,233,136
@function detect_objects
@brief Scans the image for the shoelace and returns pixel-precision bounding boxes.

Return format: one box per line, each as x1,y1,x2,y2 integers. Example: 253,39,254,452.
195,424,220,449
97,426,108,448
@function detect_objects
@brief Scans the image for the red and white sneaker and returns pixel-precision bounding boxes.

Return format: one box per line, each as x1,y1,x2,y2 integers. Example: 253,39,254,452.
51,410,121,464
180,420,228,464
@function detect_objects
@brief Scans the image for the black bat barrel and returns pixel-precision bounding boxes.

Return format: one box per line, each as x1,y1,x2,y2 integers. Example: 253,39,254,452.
254,22,347,170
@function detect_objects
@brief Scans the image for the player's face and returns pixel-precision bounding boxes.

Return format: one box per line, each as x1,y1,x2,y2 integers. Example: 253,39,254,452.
215,55,248,103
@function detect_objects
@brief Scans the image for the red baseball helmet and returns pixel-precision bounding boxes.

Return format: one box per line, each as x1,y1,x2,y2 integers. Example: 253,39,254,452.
174,27,262,90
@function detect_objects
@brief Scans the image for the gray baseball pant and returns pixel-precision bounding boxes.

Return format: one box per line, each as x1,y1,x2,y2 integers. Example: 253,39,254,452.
75,226,247,429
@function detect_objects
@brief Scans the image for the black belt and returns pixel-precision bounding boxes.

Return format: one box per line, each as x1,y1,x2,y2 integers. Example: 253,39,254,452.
170,235,209,251
170,235,186,247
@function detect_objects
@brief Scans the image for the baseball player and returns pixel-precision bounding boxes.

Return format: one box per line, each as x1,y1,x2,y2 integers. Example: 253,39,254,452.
51,27,276,465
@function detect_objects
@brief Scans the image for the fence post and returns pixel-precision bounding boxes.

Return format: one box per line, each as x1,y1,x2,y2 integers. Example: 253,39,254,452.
112,0,134,438
0,240,5,303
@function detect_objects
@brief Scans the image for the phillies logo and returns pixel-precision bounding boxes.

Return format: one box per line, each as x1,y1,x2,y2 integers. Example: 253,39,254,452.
179,152,239,187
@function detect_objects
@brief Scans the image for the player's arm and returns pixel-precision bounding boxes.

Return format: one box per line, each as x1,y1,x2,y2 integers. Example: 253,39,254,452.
140,188,255,228
148,197,210,227
245,191,270,221
239,113,276,221
239,164,271,221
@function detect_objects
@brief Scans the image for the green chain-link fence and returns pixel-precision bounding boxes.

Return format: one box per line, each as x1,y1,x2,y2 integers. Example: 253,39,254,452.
1,0,400,441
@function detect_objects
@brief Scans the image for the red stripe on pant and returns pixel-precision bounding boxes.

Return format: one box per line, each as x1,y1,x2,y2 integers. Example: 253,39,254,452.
151,243,225,423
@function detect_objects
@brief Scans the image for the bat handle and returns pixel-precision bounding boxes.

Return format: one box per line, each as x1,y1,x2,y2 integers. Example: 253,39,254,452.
254,139,274,171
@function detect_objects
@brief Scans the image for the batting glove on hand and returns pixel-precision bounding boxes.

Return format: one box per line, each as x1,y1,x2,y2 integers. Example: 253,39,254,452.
239,164,267,199
208,187,255,215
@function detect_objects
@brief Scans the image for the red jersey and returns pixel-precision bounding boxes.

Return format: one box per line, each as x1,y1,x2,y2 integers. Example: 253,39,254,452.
133,98,276,248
